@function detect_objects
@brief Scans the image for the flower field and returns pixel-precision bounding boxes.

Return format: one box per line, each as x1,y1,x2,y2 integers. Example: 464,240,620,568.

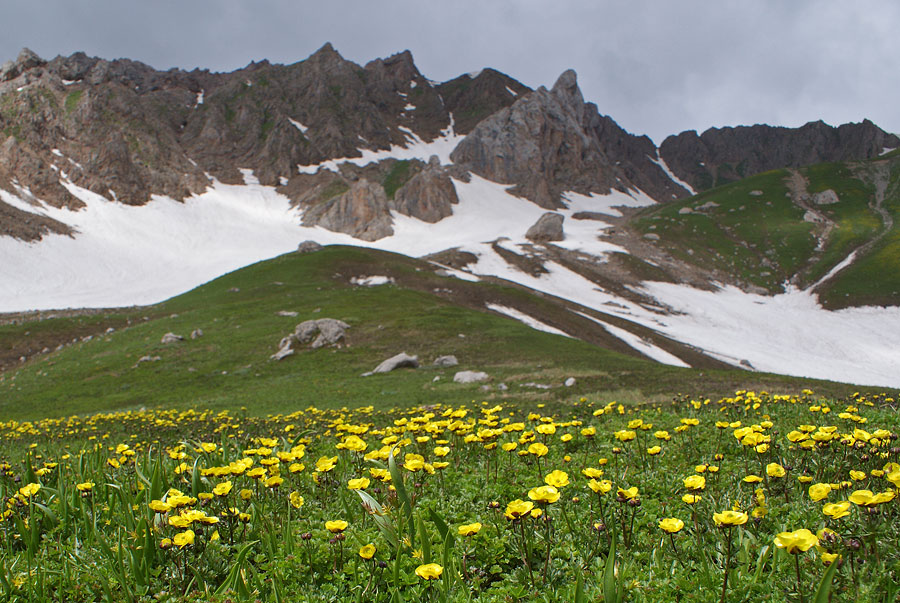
1,390,899,602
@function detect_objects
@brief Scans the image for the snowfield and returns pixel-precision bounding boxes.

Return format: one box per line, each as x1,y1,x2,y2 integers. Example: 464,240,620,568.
2,153,900,387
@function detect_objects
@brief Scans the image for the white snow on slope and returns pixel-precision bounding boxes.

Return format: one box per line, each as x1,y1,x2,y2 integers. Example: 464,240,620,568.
0,179,304,311
297,129,464,174
575,311,689,367
487,304,571,337
288,118,309,134
650,154,697,196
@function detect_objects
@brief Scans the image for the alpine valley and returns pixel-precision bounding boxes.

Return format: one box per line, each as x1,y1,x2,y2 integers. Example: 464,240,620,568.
2,43,900,403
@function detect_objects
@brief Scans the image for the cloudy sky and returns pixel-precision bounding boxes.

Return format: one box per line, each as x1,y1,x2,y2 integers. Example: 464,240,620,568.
3,1,898,143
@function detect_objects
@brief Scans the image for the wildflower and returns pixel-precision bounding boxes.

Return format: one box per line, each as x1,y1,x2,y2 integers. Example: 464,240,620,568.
264,476,284,489
505,499,534,520
743,475,763,484
18,483,41,498
149,500,171,513
808,483,831,502
76,481,95,493
325,520,348,533
766,463,786,478
315,456,338,473
774,529,818,554
347,477,370,490
647,445,662,455
528,485,560,504
682,493,702,505
683,475,706,491
415,563,443,580
359,544,376,559
213,481,233,496
588,479,612,494
713,510,748,527
582,467,603,479
659,518,684,534
544,470,569,488
173,530,195,548
617,486,639,501
458,522,482,537
527,442,548,457
433,446,450,457
289,492,304,509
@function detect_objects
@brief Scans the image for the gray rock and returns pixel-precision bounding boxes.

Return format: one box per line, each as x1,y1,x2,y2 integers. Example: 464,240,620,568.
302,179,393,241
696,201,719,211
371,352,419,374
749,190,764,196
643,233,660,241
433,355,459,367
296,240,323,253
813,189,840,205
160,332,184,343
270,343,295,361
526,212,565,242
190,329,203,339
453,370,489,383
390,168,459,223
277,310,299,317
564,377,576,387
498,382,509,391
311,318,350,349
678,207,693,215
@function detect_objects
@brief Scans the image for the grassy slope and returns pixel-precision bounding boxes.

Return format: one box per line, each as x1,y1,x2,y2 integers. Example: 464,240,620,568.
633,156,900,308
0,247,875,422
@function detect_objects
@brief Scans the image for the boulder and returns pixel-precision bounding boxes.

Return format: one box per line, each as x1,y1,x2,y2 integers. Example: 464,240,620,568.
564,377,576,387
453,370,489,383
390,168,459,223
190,329,203,339
160,332,184,343
296,240,323,253
813,189,840,205
526,212,564,242
370,352,419,374
272,318,349,359
433,355,459,367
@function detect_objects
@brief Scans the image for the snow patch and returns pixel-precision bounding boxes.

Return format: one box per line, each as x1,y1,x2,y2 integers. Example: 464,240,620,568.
650,154,697,196
880,147,896,156
350,275,394,286
288,118,309,135
296,130,464,174
467,69,484,79
403,103,416,111
486,304,571,338
505,86,518,97
195,90,204,107
576,311,689,367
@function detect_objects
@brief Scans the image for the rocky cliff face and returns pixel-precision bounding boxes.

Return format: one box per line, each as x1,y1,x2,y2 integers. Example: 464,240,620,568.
659,120,900,192
450,70,688,208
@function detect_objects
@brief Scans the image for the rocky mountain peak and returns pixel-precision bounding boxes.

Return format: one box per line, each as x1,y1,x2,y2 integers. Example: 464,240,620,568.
1,47,47,82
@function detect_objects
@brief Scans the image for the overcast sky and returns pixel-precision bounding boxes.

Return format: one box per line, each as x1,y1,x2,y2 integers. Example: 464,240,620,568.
2,1,897,144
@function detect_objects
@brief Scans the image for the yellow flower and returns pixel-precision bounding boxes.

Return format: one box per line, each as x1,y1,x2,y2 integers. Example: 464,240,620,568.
347,477,371,490
766,463,786,478
458,522,482,537
76,481,95,492
682,493,702,505
264,476,284,488
325,520,348,533
713,510,748,527
149,500,171,513
808,483,831,502
849,470,866,481
415,563,443,580
18,483,41,498
289,491,304,509
743,475,763,484
315,456,338,473
173,529,195,548
527,442,549,457
528,485,560,504
683,475,706,491
240,489,252,500
588,479,612,494
505,499,534,520
658,517,684,534
582,468,603,479
544,470,570,488
647,445,662,456
433,446,450,458
359,544,376,560
774,529,818,554
820,552,841,565
822,501,851,519
213,481,233,496
614,430,636,442
617,486,639,501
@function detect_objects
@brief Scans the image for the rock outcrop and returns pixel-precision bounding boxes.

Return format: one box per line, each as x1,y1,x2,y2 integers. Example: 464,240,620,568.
659,120,900,193
302,179,393,240
451,70,688,208
367,352,419,374
453,370,489,383
390,157,459,223
271,318,349,360
525,212,565,242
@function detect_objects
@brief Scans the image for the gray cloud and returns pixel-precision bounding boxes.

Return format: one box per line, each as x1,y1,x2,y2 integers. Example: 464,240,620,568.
2,0,897,143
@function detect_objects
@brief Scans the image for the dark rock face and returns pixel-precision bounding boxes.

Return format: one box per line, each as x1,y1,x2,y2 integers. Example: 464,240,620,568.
436,68,531,134
659,120,900,192
451,70,689,208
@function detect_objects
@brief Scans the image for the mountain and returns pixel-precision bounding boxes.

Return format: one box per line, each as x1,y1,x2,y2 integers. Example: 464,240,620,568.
2,45,900,389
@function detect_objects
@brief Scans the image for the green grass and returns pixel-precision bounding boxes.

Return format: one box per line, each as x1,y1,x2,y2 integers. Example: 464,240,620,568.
64,90,82,114
0,247,871,423
382,160,413,199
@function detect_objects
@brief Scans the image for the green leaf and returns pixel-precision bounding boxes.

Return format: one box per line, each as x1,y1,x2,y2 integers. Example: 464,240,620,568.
417,514,432,564
215,540,258,597
574,568,585,603
388,446,414,548
603,532,620,603
813,558,839,603
191,456,203,498
355,489,399,550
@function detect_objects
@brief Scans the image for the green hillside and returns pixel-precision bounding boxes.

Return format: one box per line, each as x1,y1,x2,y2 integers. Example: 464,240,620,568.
633,155,900,308
0,247,872,422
